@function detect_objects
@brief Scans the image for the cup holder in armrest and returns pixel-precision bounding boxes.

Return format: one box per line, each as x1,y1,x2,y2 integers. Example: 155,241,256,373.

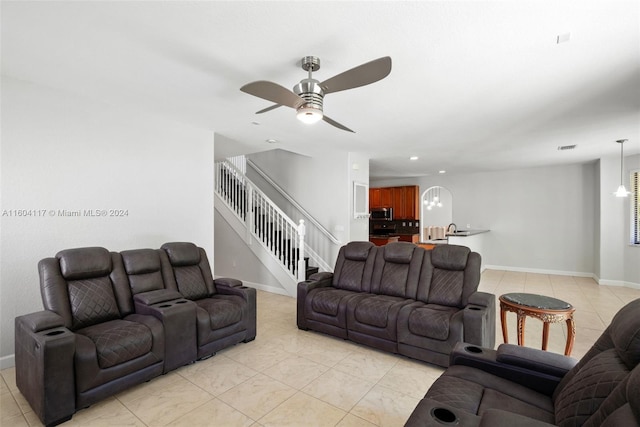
158,304,172,308
175,300,188,304
465,345,483,354
431,407,458,424
468,307,481,311
45,330,65,336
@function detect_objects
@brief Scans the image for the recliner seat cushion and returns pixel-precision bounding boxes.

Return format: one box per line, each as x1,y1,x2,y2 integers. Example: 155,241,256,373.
354,295,400,328
196,297,243,330
426,365,555,423
408,305,457,340
311,289,356,316
79,319,153,369
68,277,120,330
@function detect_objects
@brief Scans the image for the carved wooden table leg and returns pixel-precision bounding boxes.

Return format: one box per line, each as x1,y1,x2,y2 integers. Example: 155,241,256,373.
565,317,576,356
500,304,509,344
517,313,526,347
499,293,575,356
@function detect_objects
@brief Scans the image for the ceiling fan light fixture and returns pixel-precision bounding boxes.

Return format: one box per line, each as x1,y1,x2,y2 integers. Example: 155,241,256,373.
296,106,323,124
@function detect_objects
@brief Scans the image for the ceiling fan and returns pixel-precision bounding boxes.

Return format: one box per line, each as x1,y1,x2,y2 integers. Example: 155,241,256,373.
240,56,392,133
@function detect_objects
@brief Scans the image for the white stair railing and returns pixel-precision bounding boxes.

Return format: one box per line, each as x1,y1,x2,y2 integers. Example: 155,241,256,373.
215,160,312,282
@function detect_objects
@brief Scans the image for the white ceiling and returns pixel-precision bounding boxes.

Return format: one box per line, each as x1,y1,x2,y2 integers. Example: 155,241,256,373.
2,1,639,179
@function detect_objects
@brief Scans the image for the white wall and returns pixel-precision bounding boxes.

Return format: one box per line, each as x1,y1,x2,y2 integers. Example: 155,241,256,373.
0,77,215,366
373,163,597,276
623,154,640,285
247,149,350,258
213,210,283,291
348,152,370,242
598,156,627,283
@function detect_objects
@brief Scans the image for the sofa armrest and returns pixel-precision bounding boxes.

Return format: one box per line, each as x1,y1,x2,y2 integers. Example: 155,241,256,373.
216,283,257,342
496,344,577,378
308,271,333,282
479,409,556,427
134,289,184,306
17,310,65,332
405,398,481,427
449,341,566,395
297,273,334,330
463,291,496,348
15,311,76,426
214,277,244,288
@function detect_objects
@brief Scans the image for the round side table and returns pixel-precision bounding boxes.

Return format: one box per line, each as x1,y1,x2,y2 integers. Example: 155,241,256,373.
499,293,576,356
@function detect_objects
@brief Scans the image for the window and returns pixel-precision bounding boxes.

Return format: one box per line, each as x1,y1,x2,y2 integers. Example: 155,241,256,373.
633,170,640,245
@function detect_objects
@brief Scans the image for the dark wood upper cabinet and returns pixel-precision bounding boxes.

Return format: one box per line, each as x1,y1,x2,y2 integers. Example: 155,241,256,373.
369,185,419,220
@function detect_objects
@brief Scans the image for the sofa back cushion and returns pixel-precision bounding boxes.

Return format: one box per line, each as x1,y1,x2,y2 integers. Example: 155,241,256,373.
51,247,123,330
554,298,640,426
121,249,166,295
160,242,213,300
416,245,480,307
332,241,377,292
370,242,423,299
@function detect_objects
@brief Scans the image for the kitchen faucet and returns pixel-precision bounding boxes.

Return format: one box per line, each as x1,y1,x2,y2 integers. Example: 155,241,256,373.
447,223,457,233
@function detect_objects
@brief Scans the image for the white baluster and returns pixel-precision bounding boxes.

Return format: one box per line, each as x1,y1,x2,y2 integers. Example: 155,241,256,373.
297,219,306,282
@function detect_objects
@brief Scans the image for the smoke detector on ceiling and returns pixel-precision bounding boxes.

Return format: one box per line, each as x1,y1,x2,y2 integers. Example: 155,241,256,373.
557,144,576,151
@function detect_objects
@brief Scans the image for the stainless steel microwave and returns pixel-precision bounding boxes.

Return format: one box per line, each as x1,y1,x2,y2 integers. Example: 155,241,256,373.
370,207,393,221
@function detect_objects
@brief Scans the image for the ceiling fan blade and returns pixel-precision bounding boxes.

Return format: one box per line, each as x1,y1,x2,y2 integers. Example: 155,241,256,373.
256,104,282,114
323,115,355,133
240,81,304,109
320,56,392,95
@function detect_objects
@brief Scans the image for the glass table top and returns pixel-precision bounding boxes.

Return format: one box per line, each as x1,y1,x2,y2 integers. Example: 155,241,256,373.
501,293,573,310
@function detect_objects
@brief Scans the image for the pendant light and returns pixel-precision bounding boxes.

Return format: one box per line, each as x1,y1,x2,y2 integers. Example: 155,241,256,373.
614,139,631,198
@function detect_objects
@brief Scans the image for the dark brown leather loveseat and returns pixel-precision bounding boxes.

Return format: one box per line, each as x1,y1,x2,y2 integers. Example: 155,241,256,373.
297,241,495,367
14,242,256,426
405,297,640,426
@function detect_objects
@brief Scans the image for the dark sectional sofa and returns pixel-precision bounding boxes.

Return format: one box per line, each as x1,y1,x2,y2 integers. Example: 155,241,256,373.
297,241,495,367
14,242,256,426
405,297,640,426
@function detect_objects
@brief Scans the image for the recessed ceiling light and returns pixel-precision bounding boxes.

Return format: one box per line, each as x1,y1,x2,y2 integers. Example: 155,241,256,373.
557,33,571,44
439,170,446,174
266,139,278,144
557,144,576,151
252,121,261,125
409,156,419,161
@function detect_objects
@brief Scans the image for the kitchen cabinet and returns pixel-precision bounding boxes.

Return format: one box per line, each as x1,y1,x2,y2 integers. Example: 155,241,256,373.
370,185,419,220
369,187,393,209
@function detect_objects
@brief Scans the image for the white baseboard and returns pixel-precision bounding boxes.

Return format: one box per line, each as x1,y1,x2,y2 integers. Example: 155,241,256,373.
484,265,640,290
214,277,292,298
483,265,593,278
0,354,15,369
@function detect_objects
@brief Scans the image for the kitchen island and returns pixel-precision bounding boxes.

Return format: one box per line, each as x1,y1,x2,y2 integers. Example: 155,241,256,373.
369,235,400,246
447,229,490,268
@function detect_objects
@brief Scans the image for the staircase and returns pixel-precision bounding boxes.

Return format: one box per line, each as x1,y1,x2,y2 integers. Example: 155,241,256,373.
215,158,323,294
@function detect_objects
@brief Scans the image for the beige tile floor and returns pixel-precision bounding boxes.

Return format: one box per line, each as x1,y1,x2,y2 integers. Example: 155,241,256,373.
2,270,640,426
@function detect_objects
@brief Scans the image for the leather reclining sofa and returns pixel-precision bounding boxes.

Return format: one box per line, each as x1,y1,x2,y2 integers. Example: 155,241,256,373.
297,241,495,367
14,242,256,426
405,297,640,426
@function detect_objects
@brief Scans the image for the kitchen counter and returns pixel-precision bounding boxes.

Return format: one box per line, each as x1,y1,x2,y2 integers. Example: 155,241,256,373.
446,230,490,270
445,229,490,237
369,235,400,246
